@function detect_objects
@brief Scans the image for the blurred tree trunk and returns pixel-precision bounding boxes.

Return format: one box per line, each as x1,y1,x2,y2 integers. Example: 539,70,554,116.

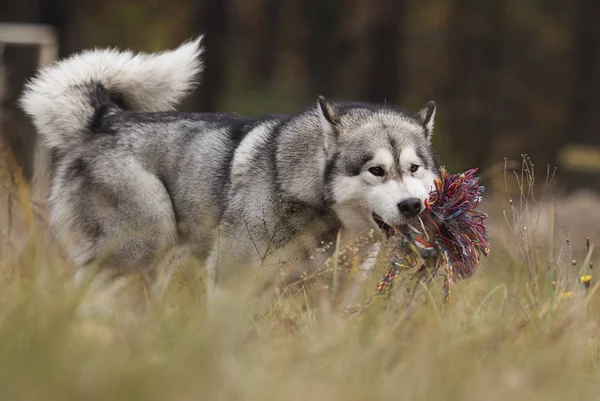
303,0,341,98
191,0,232,112
250,0,282,87
41,0,80,58
561,0,600,191
445,0,505,172
365,0,406,104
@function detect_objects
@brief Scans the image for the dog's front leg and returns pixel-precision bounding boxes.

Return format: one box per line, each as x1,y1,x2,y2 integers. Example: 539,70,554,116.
204,245,226,305
341,242,382,309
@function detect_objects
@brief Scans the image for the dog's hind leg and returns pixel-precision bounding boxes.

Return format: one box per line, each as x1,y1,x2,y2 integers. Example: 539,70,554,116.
52,156,178,291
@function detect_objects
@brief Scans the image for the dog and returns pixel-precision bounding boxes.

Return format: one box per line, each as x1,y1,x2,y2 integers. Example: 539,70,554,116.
20,37,439,300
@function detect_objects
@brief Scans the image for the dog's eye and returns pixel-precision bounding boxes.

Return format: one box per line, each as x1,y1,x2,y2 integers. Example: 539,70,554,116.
410,164,420,173
368,166,385,177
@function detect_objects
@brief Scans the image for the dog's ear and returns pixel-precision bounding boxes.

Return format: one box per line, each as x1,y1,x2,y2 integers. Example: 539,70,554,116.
416,101,436,138
317,96,340,151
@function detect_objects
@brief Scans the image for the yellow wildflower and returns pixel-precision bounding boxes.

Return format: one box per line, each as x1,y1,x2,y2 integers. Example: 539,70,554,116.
560,292,573,300
580,275,592,283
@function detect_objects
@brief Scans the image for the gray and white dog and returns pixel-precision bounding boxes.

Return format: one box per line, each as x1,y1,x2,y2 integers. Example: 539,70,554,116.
20,37,439,297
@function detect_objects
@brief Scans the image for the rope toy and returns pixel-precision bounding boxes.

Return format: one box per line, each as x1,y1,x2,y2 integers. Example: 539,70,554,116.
375,167,490,302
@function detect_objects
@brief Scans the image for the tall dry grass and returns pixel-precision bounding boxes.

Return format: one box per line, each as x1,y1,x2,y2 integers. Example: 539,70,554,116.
0,152,599,401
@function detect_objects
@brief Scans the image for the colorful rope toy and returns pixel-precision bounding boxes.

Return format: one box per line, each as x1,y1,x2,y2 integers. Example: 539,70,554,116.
375,167,490,302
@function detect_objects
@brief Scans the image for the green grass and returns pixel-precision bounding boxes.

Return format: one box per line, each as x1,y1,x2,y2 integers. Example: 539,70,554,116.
0,157,599,401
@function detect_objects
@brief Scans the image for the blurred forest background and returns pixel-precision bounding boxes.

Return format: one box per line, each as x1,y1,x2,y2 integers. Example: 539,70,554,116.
1,0,600,195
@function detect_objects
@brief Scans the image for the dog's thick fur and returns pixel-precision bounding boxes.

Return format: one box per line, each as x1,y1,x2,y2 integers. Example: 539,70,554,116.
20,38,439,296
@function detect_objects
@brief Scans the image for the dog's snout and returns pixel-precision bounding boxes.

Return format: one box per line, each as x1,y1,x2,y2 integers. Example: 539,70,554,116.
398,198,421,219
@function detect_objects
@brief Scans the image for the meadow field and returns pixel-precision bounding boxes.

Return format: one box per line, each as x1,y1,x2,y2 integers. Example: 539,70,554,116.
0,154,599,401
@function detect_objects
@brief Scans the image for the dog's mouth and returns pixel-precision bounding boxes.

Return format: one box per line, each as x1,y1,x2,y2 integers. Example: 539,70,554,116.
372,213,424,239
372,213,395,236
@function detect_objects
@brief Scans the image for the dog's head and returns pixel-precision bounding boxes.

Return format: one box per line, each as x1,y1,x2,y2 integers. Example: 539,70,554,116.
319,97,439,237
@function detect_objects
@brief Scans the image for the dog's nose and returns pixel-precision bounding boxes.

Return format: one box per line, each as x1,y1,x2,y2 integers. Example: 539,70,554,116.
398,198,422,219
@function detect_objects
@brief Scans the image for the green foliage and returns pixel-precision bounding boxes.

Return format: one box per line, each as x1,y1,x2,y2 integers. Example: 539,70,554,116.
78,0,191,52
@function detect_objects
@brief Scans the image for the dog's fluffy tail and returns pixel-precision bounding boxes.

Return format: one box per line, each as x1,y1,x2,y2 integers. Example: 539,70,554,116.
20,37,204,152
